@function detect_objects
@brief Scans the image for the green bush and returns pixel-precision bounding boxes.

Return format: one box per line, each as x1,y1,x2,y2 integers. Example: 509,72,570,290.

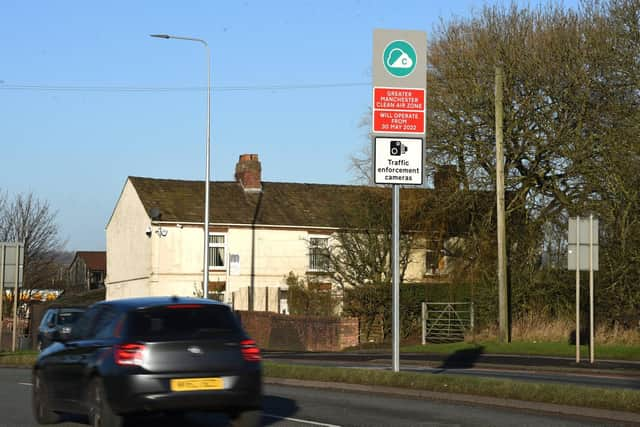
286,272,340,317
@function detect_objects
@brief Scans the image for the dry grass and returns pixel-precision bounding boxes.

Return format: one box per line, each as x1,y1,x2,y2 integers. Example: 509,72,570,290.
471,315,640,345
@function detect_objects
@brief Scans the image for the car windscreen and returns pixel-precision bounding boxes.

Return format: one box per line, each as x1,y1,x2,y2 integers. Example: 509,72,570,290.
126,305,241,341
58,310,85,325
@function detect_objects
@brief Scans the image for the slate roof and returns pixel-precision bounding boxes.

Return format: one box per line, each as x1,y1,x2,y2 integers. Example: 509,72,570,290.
125,176,497,235
129,176,407,229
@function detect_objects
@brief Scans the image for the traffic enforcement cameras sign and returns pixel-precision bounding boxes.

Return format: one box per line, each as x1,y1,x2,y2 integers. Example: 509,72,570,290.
374,137,423,185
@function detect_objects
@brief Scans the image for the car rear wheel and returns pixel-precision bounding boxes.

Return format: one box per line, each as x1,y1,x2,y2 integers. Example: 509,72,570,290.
89,378,125,427
32,370,61,424
230,409,262,427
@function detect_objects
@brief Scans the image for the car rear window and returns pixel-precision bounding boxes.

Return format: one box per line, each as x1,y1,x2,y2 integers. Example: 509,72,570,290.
126,305,241,341
58,310,84,325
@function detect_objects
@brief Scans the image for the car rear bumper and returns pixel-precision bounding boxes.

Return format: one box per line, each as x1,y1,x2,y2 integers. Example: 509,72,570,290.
103,368,262,415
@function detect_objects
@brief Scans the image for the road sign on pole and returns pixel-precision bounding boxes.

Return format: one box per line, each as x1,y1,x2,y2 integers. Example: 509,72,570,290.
568,216,598,364
0,242,24,352
373,29,426,373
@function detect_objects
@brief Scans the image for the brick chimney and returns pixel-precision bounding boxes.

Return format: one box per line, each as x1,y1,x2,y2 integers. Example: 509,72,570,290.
235,154,262,191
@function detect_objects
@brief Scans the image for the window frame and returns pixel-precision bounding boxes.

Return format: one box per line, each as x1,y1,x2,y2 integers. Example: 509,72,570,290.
40,310,53,328
308,235,330,272
425,240,444,276
208,232,227,270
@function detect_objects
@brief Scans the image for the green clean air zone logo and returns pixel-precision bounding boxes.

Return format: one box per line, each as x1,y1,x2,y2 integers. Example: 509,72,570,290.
383,40,417,78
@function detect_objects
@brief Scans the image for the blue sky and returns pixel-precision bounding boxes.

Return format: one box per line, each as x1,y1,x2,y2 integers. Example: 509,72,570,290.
0,1,578,251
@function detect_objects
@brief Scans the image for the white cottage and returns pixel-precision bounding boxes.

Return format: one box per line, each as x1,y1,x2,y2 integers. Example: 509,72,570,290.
105,154,447,311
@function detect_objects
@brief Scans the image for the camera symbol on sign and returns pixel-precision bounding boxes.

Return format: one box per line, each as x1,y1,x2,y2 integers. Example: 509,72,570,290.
390,141,408,156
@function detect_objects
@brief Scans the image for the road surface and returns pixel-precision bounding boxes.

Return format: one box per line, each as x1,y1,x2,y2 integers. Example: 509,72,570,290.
0,368,630,427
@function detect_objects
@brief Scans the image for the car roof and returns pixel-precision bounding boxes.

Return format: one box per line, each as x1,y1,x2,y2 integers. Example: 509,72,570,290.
91,296,227,311
47,306,86,312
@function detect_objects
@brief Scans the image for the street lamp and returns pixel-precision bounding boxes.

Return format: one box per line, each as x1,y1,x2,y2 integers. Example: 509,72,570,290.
151,34,211,299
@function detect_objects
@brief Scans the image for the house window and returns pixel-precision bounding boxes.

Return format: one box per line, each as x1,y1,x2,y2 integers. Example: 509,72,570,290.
90,271,104,289
309,237,329,271
426,249,440,276
425,241,445,276
208,233,226,269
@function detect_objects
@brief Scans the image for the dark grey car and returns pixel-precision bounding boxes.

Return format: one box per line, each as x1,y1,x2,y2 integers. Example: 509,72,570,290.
37,307,86,351
32,297,262,427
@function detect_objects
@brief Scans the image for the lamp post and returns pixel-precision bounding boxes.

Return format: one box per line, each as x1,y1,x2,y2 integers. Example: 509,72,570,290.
151,34,211,299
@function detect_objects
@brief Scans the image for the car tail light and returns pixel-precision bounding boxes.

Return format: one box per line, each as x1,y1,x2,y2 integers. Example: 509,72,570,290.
114,343,146,366
240,339,261,362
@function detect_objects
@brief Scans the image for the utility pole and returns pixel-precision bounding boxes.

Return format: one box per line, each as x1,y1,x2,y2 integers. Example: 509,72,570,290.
495,65,509,343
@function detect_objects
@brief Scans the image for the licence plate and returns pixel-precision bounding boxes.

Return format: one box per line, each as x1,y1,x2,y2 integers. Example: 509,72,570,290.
170,377,224,392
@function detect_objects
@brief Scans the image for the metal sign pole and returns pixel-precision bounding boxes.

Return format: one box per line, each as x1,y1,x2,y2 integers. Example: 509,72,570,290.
575,216,580,363
11,244,20,352
589,214,595,364
392,184,400,372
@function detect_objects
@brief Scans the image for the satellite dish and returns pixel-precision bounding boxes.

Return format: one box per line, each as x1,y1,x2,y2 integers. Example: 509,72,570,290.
149,207,161,220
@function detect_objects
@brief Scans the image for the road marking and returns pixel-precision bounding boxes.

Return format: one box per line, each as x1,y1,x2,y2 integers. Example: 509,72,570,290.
263,413,341,427
19,382,33,386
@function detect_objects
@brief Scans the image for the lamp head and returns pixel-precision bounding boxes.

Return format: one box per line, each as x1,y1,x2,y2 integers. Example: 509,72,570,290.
150,34,170,39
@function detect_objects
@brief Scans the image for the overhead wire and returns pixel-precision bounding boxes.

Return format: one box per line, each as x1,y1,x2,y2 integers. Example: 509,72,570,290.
0,82,371,93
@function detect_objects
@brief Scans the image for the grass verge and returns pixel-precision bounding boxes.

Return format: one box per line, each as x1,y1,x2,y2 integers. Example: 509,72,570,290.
398,341,640,361
2,353,639,413
264,362,640,413
0,351,37,366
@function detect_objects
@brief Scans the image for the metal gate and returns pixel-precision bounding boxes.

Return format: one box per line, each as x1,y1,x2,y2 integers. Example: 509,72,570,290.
421,302,474,344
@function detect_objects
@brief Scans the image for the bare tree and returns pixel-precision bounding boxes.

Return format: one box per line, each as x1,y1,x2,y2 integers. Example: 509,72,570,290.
0,189,6,217
0,192,65,290
423,0,640,324
348,108,374,185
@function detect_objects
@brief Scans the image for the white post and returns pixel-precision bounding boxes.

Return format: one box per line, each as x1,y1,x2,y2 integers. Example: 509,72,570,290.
11,244,20,352
421,302,426,345
495,65,508,343
589,215,595,364
576,216,580,363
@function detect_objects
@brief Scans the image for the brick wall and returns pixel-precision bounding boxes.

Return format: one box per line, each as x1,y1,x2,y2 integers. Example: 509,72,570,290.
236,311,359,351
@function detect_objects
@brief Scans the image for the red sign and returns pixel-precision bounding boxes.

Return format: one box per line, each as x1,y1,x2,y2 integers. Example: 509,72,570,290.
374,87,425,110
373,110,425,133
372,87,425,134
